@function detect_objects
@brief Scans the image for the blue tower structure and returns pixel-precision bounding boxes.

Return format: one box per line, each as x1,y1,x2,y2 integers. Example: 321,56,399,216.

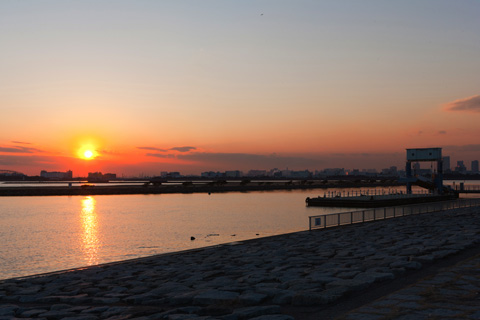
405,148,444,194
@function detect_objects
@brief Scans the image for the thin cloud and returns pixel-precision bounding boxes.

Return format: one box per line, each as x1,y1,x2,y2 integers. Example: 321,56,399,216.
177,152,320,169
0,146,43,153
445,95,480,113
138,146,197,153
438,130,447,135
100,149,120,155
137,147,167,152
0,155,56,166
170,146,196,152
146,153,176,158
11,141,32,145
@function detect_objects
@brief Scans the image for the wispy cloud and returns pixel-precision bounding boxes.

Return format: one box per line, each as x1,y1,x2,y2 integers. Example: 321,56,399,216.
0,155,55,166
137,147,168,152
437,130,447,135
444,95,480,113
11,141,32,145
177,152,320,169
0,146,43,153
170,146,196,152
100,149,120,155
146,153,176,158
138,146,197,153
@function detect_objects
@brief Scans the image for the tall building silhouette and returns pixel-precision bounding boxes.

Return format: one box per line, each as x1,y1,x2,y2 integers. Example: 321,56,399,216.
443,156,451,172
472,160,479,173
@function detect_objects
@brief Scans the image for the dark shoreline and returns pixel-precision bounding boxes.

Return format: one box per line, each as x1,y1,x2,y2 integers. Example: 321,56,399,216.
0,181,403,196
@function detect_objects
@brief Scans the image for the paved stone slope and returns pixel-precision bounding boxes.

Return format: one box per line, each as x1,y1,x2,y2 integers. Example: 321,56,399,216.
1,206,479,319
340,253,480,320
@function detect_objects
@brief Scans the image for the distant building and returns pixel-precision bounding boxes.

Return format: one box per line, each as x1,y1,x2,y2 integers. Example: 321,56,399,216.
381,166,398,175
272,171,283,178
472,160,479,173
362,169,378,176
0,170,26,180
247,170,267,177
290,170,312,179
201,171,224,178
160,172,181,179
40,170,72,180
225,170,242,178
103,173,117,180
350,169,360,175
455,161,467,174
323,168,345,176
443,156,451,172
268,168,281,177
88,172,105,182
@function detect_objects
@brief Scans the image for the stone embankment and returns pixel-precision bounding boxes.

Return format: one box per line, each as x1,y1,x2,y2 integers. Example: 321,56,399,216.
340,252,480,320
1,206,480,319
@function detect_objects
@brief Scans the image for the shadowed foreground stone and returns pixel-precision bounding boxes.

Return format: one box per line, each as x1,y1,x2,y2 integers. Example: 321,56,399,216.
340,252,480,320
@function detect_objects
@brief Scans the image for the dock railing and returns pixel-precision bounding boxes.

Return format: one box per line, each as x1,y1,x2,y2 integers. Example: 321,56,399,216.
309,198,480,231
319,189,431,199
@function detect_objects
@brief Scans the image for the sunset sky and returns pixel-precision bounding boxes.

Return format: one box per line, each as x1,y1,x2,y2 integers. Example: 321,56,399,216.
1,1,479,176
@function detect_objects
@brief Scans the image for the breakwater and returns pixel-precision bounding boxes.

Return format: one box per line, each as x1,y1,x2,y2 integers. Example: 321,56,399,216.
0,181,402,197
1,205,480,319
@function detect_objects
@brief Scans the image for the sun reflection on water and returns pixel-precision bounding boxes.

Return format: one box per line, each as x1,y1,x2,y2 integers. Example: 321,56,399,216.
80,196,99,265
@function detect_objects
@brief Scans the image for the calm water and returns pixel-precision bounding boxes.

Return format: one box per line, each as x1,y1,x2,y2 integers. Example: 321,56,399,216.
1,184,477,280
0,189,364,280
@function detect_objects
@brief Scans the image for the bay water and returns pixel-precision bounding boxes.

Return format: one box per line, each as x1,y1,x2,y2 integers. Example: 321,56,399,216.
0,184,475,280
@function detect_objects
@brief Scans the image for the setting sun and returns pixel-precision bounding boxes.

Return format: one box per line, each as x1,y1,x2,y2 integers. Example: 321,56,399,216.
77,145,98,160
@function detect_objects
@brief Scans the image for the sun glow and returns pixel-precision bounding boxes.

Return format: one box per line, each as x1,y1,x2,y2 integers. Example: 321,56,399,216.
78,146,98,160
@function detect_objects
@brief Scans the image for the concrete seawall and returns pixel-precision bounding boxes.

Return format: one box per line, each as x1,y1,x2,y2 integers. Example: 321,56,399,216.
1,206,479,319
0,181,402,197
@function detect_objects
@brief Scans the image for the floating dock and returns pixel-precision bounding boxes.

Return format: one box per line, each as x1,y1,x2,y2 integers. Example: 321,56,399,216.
306,193,459,208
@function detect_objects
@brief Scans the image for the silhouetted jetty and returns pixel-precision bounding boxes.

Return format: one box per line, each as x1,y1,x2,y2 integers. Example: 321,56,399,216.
0,181,402,197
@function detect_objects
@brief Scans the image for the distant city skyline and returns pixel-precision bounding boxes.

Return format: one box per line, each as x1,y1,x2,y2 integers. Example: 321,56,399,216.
4,154,476,179
1,1,479,176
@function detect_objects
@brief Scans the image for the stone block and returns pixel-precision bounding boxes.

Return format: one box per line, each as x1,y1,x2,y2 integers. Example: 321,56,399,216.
193,290,239,306
354,272,395,284
237,292,267,305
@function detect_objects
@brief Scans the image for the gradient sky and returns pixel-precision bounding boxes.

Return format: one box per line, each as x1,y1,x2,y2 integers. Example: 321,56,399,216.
1,0,479,176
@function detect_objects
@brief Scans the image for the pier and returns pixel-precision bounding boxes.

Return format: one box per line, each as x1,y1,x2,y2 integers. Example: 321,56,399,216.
306,148,465,208
453,184,480,194
305,190,458,208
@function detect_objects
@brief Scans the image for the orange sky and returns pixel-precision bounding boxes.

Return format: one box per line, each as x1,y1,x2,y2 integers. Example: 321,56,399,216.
1,1,479,176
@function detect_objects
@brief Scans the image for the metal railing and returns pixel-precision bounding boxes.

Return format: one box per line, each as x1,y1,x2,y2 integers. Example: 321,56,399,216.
453,184,480,192
320,189,431,198
309,198,480,230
